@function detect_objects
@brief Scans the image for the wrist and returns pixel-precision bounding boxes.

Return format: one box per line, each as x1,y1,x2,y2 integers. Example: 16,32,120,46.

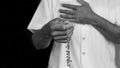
90,13,103,26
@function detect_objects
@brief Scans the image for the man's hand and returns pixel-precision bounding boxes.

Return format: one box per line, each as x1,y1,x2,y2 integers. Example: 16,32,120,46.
59,0,96,25
45,18,74,43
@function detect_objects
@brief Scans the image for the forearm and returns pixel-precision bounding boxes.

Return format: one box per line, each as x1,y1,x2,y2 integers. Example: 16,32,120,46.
32,24,52,50
91,14,120,44
91,15,120,68
92,25,115,43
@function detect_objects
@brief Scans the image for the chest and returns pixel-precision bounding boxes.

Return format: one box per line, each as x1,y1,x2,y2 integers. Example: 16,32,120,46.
51,0,120,23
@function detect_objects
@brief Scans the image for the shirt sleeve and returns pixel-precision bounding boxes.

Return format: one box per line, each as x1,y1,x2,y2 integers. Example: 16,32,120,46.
27,0,52,33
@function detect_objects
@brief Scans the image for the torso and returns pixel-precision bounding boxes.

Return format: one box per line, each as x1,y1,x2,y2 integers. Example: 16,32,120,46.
48,0,120,68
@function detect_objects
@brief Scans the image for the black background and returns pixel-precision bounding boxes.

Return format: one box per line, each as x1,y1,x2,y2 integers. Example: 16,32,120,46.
1,0,52,68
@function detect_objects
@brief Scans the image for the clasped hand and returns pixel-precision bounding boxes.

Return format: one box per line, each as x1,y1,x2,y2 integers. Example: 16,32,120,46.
47,18,74,43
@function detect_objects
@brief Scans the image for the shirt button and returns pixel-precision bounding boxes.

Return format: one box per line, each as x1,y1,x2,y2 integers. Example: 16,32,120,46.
82,52,86,55
82,37,85,40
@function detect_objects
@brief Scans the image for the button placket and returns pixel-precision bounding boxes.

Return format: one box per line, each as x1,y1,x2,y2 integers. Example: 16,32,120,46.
81,25,91,66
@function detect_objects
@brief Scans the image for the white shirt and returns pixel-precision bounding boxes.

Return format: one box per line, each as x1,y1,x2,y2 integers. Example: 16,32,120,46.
27,0,120,68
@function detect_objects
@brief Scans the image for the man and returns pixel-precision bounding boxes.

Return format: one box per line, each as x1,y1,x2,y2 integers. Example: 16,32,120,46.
27,0,120,68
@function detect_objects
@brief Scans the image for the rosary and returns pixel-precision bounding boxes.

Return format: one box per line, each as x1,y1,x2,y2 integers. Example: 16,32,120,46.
62,20,73,68
66,40,72,68
65,23,72,68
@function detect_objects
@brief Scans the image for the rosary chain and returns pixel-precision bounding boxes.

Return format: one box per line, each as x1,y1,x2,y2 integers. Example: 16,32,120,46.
66,22,72,68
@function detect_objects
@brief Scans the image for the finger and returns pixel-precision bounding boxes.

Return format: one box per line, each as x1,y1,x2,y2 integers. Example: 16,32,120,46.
52,18,62,23
51,20,74,31
62,4,78,10
50,18,65,27
66,23,74,31
67,29,73,38
68,19,89,24
54,18,66,24
77,0,88,6
55,40,68,43
66,27,74,35
54,35,68,41
52,31,67,37
51,22,67,31
68,19,81,23
67,19,77,23
54,36,71,43
52,27,73,37
60,14,75,19
54,31,73,43
59,9,75,15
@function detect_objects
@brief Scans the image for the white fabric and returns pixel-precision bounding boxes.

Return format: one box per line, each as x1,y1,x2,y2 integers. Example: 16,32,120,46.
27,0,120,68
27,0,52,32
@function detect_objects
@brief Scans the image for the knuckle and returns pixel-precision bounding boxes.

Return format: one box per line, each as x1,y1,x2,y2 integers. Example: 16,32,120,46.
54,18,62,24
51,19,57,24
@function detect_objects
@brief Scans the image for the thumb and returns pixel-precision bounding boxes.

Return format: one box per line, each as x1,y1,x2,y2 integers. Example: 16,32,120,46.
77,0,88,6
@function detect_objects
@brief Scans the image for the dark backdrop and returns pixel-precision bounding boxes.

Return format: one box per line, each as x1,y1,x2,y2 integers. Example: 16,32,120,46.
1,0,53,68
